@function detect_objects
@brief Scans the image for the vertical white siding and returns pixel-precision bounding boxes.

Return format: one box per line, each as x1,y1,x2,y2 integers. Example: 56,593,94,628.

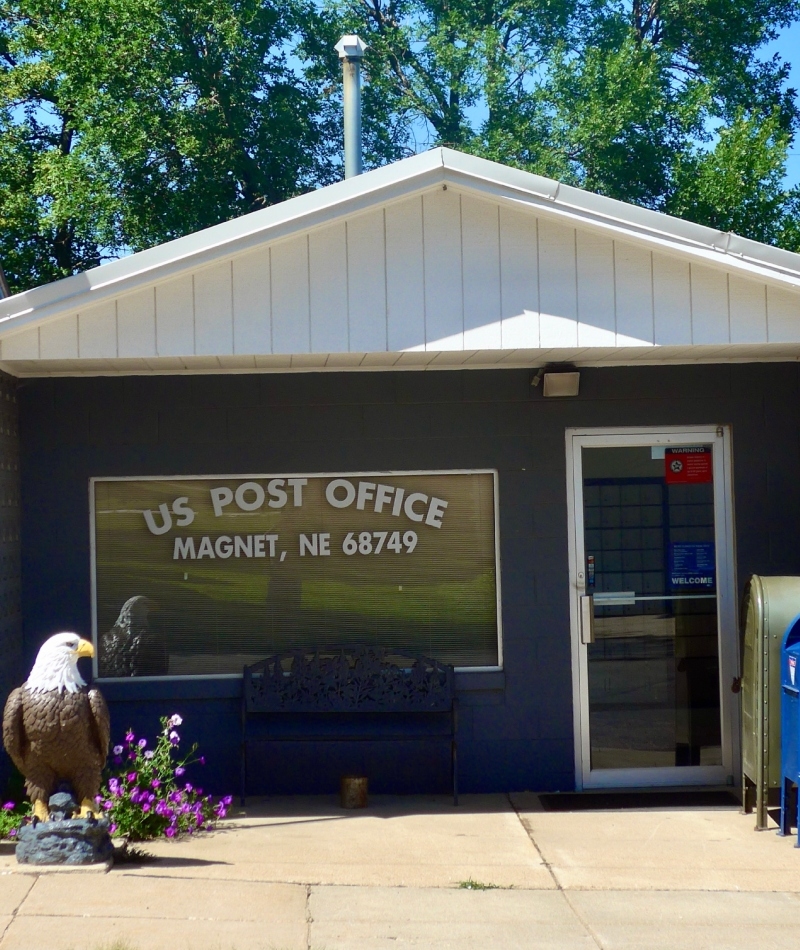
423,189,463,349
729,276,767,344
615,243,653,345
499,206,538,348
194,261,233,356
232,247,271,354
78,302,116,358
385,197,425,351
155,276,194,357
461,195,501,349
538,218,578,347
691,265,729,344
309,224,348,353
118,288,156,357
653,255,691,345
576,231,615,346
0,327,39,360
40,313,78,359
767,286,800,342
271,236,310,354
347,210,387,352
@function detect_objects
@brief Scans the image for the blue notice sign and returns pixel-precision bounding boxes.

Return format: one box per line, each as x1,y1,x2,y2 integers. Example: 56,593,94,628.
669,542,715,591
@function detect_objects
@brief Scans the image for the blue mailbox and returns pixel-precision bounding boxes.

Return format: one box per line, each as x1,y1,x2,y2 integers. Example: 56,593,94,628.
779,615,800,843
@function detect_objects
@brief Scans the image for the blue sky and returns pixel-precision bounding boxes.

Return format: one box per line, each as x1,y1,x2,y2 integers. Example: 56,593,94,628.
767,20,800,186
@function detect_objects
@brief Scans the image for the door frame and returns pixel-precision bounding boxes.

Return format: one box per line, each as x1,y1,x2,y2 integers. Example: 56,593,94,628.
565,425,739,790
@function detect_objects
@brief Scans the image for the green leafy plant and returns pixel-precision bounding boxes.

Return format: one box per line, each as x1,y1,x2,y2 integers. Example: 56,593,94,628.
99,714,233,841
457,878,501,890
0,800,29,840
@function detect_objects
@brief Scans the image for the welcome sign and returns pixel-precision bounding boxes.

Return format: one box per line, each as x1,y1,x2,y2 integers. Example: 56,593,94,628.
92,471,500,677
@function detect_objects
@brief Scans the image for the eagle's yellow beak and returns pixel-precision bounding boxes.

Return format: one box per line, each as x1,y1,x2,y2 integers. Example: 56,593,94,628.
75,638,94,659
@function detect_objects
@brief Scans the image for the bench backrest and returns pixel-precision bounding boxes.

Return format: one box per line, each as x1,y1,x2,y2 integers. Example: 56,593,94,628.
244,646,454,713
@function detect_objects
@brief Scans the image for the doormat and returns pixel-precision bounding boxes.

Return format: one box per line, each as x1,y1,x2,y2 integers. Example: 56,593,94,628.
537,790,740,811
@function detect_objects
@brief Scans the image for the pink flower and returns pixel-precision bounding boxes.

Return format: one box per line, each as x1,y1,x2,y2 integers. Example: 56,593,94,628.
125,731,135,743
142,803,151,813
103,800,113,811
165,826,176,838
174,767,185,777
127,772,137,783
151,779,160,789
3,802,14,811
109,823,117,834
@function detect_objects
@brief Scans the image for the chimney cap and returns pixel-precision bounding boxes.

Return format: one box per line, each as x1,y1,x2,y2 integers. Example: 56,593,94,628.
335,34,368,60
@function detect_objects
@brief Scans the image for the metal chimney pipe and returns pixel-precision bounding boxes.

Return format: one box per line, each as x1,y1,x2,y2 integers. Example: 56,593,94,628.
335,34,368,179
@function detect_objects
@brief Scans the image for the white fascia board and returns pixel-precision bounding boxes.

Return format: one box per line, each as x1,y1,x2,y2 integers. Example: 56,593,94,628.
0,150,448,334
438,153,800,291
2,146,800,341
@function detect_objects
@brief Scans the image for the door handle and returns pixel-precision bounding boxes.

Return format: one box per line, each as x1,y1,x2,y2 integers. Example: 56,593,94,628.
580,594,594,645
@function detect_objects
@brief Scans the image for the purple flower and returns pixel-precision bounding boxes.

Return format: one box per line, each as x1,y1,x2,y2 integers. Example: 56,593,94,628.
94,795,102,804
165,826,176,838
184,783,193,793
130,789,140,804
8,828,17,838
113,755,123,765
142,803,151,813
221,796,233,806
109,823,118,834
174,767,185,777
103,800,113,811
125,731,135,743
196,788,203,796
144,750,155,760
151,779,161,789
113,745,123,755
138,737,147,749
198,756,206,765
127,772,137,783
108,778,119,793
169,730,180,745
2,801,14,811
169,791,182,804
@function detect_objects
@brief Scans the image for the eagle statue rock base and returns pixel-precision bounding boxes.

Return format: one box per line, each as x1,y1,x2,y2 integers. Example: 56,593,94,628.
2,633,111,824
15,791,113,866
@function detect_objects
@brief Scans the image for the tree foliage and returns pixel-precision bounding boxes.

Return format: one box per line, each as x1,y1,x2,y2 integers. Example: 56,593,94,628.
1,0,799,294
0,0,336,292
332,0,800,247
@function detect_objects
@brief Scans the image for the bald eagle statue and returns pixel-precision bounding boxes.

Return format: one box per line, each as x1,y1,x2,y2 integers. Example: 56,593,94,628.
2,633,110,821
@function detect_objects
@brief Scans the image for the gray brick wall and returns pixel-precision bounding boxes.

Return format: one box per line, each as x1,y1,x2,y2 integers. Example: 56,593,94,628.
0,370,21,792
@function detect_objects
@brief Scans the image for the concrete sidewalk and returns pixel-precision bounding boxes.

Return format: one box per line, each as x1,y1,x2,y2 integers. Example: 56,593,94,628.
0,792,798,949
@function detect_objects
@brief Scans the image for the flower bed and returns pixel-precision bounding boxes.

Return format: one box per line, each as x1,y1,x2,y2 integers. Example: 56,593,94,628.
99,714,233,841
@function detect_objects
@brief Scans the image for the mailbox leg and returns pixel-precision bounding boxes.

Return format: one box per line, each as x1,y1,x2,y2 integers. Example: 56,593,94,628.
779,778,790,836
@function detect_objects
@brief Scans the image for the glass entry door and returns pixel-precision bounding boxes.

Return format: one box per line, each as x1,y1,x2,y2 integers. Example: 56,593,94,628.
567,428,738,789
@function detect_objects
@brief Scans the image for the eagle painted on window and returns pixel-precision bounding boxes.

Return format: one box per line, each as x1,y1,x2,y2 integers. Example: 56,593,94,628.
2,633,110,821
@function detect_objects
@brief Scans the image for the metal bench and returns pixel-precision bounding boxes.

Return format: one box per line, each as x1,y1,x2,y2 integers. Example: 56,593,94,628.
241,646,458,804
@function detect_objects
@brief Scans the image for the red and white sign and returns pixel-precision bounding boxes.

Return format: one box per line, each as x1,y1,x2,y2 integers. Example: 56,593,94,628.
665,447,712,484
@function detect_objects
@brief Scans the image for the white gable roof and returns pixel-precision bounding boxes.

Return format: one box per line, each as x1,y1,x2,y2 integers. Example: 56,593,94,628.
1,147,799,376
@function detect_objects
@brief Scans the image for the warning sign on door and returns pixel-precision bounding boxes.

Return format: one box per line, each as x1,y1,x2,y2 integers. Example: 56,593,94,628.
665,447,712,484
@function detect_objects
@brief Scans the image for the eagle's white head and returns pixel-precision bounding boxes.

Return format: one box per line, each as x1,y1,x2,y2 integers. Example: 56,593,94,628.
25,632,95,694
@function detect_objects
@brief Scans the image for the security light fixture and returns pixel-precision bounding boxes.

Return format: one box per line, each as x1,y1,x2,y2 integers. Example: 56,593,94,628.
530,367,580,397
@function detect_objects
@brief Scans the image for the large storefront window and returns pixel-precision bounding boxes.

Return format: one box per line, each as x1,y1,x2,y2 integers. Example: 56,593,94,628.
92,471,500,677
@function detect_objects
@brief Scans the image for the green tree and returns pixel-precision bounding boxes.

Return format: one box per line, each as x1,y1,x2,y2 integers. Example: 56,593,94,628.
331,0,800,248
0,0,336,293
